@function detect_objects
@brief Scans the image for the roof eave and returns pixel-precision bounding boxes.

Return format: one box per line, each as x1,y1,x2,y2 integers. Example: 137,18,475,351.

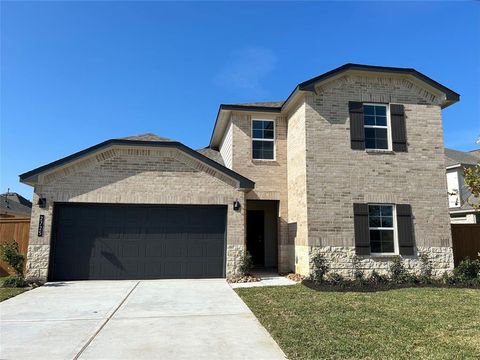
209,104,282,149
19,139,255,191
298,63,460,108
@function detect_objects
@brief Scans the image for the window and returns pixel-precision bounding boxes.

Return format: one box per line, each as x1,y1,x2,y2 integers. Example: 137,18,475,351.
364,104,390,150
368,204,397,254
252,119,275,160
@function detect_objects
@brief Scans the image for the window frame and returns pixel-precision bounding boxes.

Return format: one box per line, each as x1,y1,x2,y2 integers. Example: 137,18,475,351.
363,103,392,151
251,118,276,161
368,203,398,256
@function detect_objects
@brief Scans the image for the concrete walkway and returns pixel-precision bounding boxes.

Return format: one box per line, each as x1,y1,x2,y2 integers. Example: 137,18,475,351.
0,279,286,360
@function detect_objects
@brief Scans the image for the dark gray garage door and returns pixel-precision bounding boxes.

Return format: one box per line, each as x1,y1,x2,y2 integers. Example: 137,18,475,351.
49,204,227,281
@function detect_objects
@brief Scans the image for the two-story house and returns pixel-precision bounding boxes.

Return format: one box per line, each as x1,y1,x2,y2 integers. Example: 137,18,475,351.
445,148,480,223
20,64,459,282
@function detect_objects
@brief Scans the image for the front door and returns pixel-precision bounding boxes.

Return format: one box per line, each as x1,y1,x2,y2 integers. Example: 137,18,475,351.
247,210,264,267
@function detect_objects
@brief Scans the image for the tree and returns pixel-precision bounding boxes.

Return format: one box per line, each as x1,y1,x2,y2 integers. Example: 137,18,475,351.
464,164,480,210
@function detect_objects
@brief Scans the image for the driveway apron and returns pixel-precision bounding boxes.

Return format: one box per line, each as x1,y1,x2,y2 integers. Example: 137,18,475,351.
0,279,286,360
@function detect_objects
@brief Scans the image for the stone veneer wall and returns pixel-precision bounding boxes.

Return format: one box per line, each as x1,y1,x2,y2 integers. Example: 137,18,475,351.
301,74,454,275
229,112,291,272
26,146,246,281
310,246,454,278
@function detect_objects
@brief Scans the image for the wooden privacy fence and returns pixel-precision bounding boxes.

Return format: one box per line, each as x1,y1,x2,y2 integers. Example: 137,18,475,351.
451,224,480,267
0,218,30,276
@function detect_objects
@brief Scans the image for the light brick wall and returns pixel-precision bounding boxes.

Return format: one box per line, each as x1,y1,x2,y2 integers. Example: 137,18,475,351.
301,74,453,276
229,112,290,272
26,146,246,281
285,101,309,273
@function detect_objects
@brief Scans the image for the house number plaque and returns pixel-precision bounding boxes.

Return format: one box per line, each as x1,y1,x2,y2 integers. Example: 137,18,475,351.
38,215,45,237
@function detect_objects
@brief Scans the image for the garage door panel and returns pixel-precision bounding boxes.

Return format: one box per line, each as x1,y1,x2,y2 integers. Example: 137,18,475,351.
164,241,184,257
186,262,204,277
163,261,183,278
50,204,226,280
187,242,204,257
206,241,224,257
145,242,164,257
120,241,141,257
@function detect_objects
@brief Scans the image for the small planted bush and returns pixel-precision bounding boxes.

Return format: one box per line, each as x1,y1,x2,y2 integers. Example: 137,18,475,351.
369,270,389,285
303,256,480,292
388,256,417,284
419,252,433,284
238,251,253,276
352,255,366,284
453,258,480,281
2,275,27,288
327,273,346,287
311,253,329,283
0,240,27,288
389,256,407,283
0,240,25,276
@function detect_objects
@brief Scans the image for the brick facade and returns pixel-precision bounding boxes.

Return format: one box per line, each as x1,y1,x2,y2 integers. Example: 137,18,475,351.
24,68,456,281
300,74,453,276
223,74,454,277
26,146,246,281
229,113,290,272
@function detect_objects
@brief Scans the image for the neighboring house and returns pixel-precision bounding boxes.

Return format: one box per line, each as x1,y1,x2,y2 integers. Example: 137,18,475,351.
0,192,32,219
20,63,459,282
445,148,480,224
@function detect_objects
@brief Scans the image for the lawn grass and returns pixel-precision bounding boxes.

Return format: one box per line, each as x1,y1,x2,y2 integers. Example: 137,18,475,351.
236,284,480,359
0,277,27,302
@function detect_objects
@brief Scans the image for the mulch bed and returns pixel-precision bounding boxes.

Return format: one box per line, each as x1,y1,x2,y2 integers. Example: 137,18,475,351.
302,279,480,292
227,275,260,283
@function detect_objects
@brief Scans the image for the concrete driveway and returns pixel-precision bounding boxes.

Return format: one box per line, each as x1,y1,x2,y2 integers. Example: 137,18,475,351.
0,279,286,360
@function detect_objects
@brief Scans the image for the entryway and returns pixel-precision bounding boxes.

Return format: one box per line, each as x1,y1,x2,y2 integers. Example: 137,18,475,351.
246,200,278,270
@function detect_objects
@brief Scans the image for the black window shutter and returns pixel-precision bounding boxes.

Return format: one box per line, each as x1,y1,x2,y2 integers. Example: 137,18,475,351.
353,203,370,255
396,204,415,255
349,101,365,150
390,104,407,152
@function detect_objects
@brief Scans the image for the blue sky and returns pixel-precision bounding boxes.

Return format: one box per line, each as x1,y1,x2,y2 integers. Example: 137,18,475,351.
1,1,479,198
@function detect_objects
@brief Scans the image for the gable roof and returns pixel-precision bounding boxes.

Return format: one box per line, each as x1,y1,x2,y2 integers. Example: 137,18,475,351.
469,149,480,158
219,101,285,112
295,63,459,103
121,133,173,142
210,63,460,148
19,135,254,190
0,193,32,217
0,192,32,208
196,147,225,166
445,148,480,167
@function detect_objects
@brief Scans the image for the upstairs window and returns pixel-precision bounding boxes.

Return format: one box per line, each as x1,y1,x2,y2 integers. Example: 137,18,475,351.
252,119,275,160
364,104,390,150
368,204,397,255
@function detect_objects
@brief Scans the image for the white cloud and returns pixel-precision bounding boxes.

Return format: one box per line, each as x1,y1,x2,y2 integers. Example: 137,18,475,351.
214,46,277,97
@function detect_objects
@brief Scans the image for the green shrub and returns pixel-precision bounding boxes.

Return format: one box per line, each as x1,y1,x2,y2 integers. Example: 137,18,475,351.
453,258,480,281
389,256,417,284
0,240,25,276
389,256,406,282
2,275,27,288
328,273,346,287
419,252,433,283
352,255,366,283
238,251,253,276
369,270,389,284
311,253,329,283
